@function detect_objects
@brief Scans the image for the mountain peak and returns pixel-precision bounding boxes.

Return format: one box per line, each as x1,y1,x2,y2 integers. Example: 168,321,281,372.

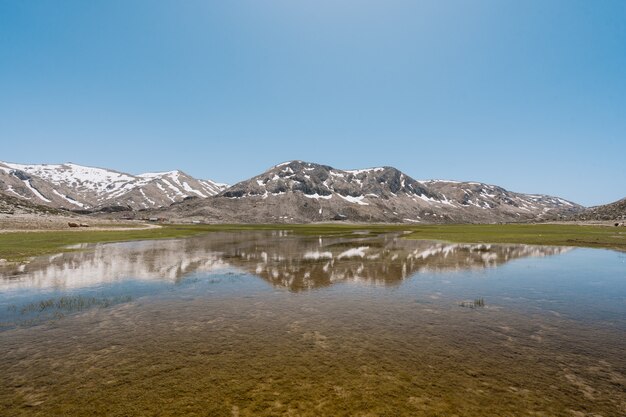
270,160,333,171
137,170,182,179
221,162,441,203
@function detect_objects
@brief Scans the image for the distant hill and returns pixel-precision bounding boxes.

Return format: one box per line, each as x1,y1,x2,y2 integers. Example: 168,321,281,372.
161,160,583,224
0,161,227,211
573,197,626,221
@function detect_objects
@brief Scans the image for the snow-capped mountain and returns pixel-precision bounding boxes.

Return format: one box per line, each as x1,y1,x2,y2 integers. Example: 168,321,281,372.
163,161,583,223
421,180,578,215
0,161,227,210
221,160,439,203
0,159,584,223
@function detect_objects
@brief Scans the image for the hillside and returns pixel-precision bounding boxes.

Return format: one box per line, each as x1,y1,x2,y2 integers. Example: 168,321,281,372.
574,197,626,222
0,193,65,216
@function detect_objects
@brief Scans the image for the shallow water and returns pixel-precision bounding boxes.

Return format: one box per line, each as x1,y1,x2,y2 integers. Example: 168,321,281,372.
1,231,625,416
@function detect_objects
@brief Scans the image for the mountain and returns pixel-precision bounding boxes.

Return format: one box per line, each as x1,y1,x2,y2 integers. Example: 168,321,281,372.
0,159,585,223
0,162,227,211
573,197,626,222
161,160,583,223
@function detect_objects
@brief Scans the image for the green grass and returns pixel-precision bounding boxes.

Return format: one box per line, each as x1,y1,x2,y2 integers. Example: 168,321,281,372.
0,223,624,263
0,224,216,262
403,223,626,249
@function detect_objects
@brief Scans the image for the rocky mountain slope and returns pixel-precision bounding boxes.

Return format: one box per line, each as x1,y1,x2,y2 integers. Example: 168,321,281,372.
0,193,65,217
0,162,227,211
573,197,626,221
161,161,583,223
0,193,83,232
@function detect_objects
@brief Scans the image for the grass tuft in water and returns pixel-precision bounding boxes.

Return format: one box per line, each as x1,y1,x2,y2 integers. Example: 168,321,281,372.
18,295,133,315
459,298,485,308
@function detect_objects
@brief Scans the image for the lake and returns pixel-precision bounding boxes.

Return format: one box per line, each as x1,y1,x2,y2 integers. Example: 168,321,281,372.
1,231,624,416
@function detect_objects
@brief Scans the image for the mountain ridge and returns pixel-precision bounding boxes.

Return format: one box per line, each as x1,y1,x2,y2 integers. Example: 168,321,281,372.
0,159,587,223
0,161,227,211
160,160,583,224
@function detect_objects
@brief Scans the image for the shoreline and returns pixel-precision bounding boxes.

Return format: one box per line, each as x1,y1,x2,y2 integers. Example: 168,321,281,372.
0,222,624,264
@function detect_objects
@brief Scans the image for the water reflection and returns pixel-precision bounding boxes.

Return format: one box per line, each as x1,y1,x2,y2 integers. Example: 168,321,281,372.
0,231,571,293
224,234,571,291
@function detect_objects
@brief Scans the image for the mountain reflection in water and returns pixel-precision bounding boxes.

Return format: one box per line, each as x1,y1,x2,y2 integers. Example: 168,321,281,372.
0,231,571,292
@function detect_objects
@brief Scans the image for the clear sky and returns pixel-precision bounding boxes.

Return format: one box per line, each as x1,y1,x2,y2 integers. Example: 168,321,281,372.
1,1,624,206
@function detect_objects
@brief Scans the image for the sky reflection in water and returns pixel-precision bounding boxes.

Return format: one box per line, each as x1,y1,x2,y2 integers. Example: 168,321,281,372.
1,231,624,328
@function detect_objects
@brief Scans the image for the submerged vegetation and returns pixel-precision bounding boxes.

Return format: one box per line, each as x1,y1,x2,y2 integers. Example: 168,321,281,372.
2,290,625,416
459,298,485,308
14,295,133,315
3,295,134,329
0,223,624,263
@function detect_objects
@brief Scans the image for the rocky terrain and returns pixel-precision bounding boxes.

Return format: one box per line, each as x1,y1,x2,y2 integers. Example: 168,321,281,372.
0,193,148,231
158,161,583,224
0,193,75,231
0,161,227,211
0,193,65,217
572,197,626,222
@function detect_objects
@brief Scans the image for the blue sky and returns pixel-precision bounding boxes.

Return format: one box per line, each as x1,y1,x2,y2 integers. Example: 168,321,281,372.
1,1,624,206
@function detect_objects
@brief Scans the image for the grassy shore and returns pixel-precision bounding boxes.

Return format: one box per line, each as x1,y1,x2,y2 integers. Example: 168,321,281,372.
0,225,212,262
0,223,624,262
403,223,626,249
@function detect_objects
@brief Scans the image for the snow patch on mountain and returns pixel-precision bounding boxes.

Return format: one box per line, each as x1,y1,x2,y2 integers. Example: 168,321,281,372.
22,179,51,202
52,190,85,208
5,162,135,194
338,194,369,205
